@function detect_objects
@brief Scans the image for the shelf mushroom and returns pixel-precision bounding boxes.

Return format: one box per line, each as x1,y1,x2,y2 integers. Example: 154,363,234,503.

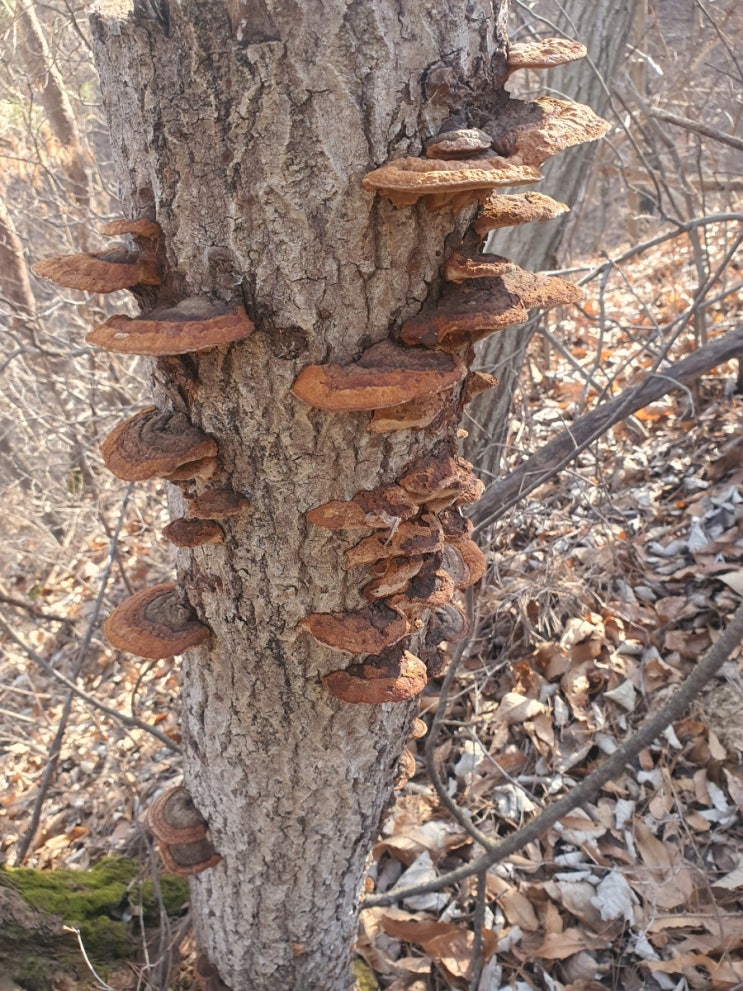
301,601,410,655
505,37,588,78
105,582,210,659
88,298,255,356
32,247,161,293
322,647,427,704
101,406,218,482
291,339,466,411
473,190,569,236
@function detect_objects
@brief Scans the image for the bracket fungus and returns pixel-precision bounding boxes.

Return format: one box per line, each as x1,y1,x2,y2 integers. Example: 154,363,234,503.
426,602,471,646
473,190,570,236
322,648,427,705
105,583,210,659
306,485,419,531
399,266,583,350
100,218,162,240
301,602,409,655
490,96,611,167
361,155,542,207
506,37,587,77
345,519,444,569
101,406,218,482
147,785,208,845
363,556,425,601
425,127,493,159
291,339,466,411
186,489,251,519
157,837,222,877
88,299,255,356
33,247,161,293
162,518,225,547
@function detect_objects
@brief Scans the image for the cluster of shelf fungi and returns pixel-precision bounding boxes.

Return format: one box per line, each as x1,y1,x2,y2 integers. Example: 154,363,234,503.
33,35,608,986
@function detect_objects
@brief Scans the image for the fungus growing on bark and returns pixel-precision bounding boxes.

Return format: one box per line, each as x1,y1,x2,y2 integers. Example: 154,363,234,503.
195,955,231,991
105,582,210,659
363,556,425,600
101,218,162,239
388,557,457,618
147,785,208,845
425,602,471,646
410,718,428,740
490,96,611,167
33,247,161,292
398,455,466,506
361,155,542,207
367,391,452,433
506,37,587,77
425,127,492,159
399,267,583,349
444,253,516,283
441,538,487,589
87,299,255,356
345,519,443,569
301,602,409,655
101,406,218,482
162,518,225,547
291,339,466,411
158,837,222,877
473,190,569,236
395,747,417,788
462,371,498,405
306,485,418,530
163,457,219,482
186,489,251,519
322,647,427,704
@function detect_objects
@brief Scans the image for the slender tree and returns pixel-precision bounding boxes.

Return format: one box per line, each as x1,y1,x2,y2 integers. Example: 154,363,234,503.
31,1,606,988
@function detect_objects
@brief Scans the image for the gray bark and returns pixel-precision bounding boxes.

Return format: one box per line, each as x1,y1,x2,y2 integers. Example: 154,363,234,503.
88,2,510,989
465,0,639,480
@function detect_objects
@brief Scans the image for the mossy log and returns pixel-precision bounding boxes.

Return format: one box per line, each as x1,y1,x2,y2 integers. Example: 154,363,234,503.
0,859,188,990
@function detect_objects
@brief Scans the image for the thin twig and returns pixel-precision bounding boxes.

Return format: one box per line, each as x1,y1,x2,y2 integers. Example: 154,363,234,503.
645,107,743,152
0,615,179,753
469,869,488,991
470,324,743,532
63,926,116,991
14,486,135,864
364,599,743,907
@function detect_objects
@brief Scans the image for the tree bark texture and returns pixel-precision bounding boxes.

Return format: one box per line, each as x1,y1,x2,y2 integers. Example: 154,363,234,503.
465,0,638,480
89,3,510,989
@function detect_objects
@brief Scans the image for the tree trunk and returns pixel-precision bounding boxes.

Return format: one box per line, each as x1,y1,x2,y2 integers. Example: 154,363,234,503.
465,0,638,480
89,2,510,989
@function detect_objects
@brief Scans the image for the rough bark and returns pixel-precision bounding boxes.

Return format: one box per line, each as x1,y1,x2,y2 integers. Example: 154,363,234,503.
465,0,639,480
89,3,510,989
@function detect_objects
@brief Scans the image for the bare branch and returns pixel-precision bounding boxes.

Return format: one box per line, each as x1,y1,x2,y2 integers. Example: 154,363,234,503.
364,599,743,908
645,106,743,153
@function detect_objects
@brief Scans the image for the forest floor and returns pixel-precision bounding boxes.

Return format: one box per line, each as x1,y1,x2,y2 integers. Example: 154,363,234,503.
1,218,742,991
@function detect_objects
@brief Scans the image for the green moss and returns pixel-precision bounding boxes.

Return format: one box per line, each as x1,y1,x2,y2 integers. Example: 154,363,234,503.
352,958,379,991
0,858,189,968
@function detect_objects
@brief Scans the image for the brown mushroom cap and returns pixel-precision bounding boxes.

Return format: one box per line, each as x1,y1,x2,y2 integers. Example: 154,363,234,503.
425,128,493,159
100,218,162,239
389,557,457,617
435,508,474,543
147,785,208,845
361,155,542,206
32,247,161,292
363,556,425,600
474,191,569,236
368,391,454,433
395,747,417,786
444,253,517,283
163,456,219,482
506,37,587,76
345,520,444,569
490,96,611,167
399,267,582,350
410,717,428,739
87,299,255,356
301,602,409,655
162,518,225,547
462,371,498,405
104,582,210,659
102,406,218,482
399,455,463,505
323,648,427,704
306,485,419,530
158,837,221,877
425,602,471,646
186,489,251,519
442,538,486,588
291,339,466,411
